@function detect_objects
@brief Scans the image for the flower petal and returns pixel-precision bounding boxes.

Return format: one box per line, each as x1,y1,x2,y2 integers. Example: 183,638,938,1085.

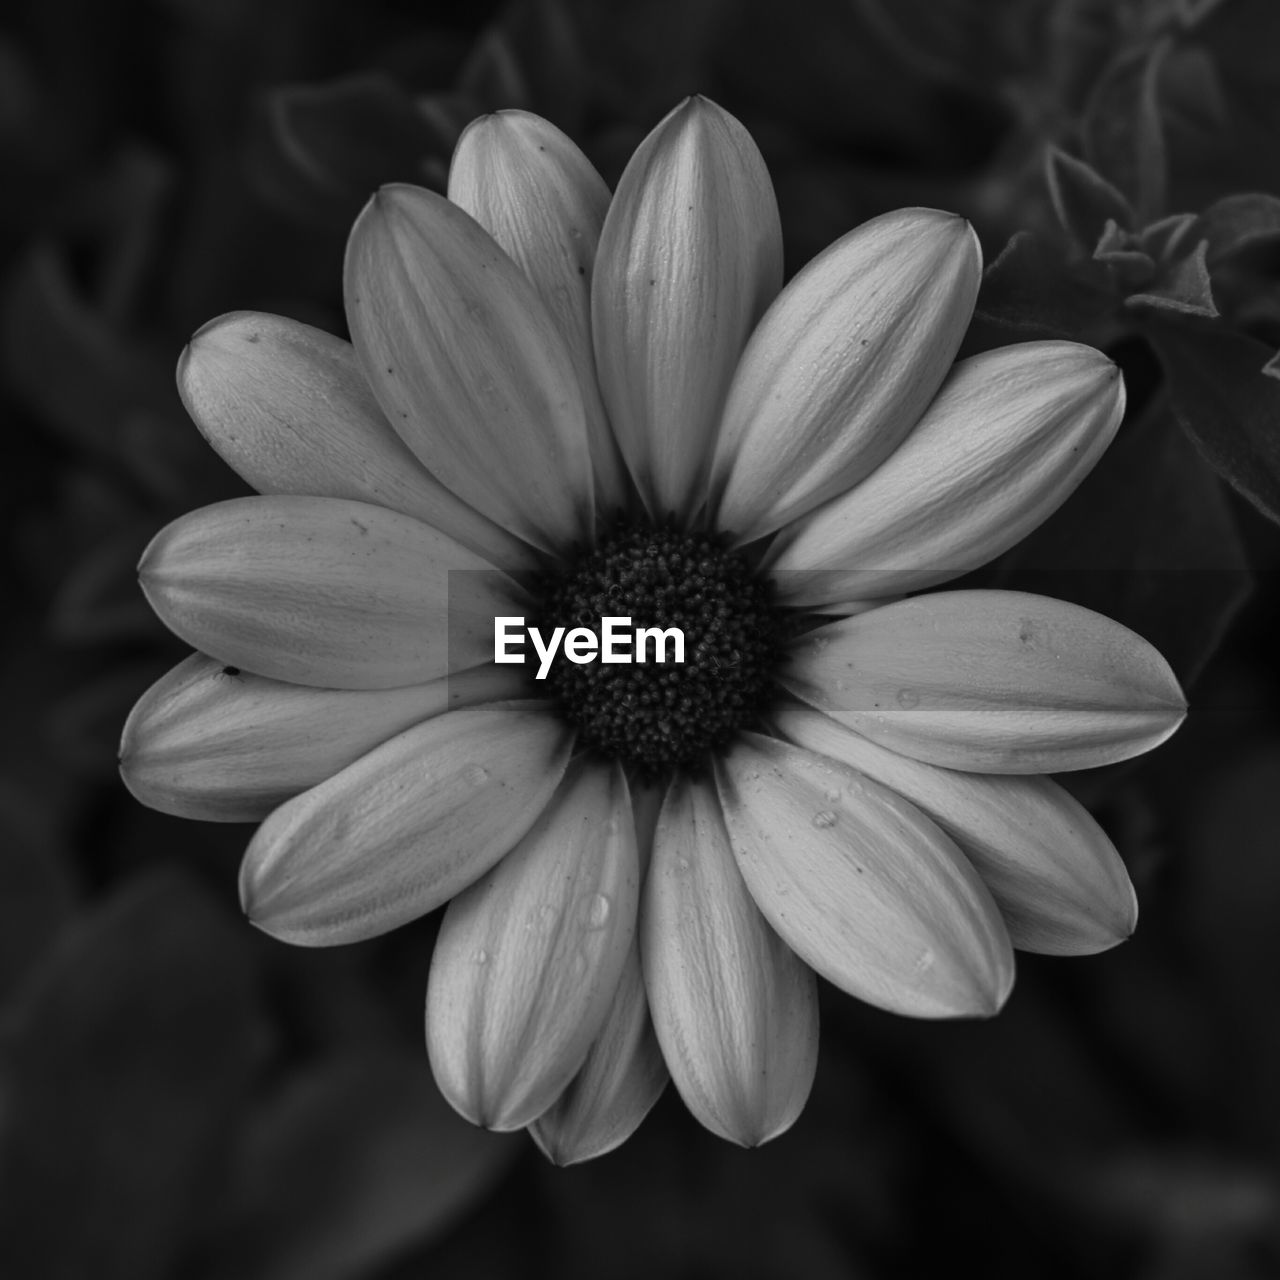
716,734,1012,1017
344,184,593,551
426,761,639,1131
177,311,533,570
138,495,521,690
527,941,667,1165
644,776,818,1145
769,342,1125,604
783,591,1187,774
448,111,628,513
774,706,1138,954
592,96,783,517
713,208,981,538
716,734,1014,1018
119,653,527,823
241,702,573,946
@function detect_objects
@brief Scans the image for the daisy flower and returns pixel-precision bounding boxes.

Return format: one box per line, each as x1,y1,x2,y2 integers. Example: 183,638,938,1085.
121,98,1185,1163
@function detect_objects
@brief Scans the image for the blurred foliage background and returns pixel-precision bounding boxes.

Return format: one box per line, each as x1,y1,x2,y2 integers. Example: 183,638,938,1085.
2,0,1279,1276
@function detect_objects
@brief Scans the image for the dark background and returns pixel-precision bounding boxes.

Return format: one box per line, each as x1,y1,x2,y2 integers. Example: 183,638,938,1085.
2,1,1280,1276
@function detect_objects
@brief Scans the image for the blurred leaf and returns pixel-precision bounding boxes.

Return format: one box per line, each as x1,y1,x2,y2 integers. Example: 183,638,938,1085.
1082,39,1171,224
455,28,530,111
1127,239,1217,317
49,523,157,646
0,786,77,1004
249,74,449,229
201,1053,516,1280
1137,211,1199,262
492,0,588,131
981,398,1252,691
971,230,1113,342
1152,321,1280,523
1046,146,1135,254
0,243,180,490
1093,218,1155,277
0,872,265,1280
1198,192,1280,267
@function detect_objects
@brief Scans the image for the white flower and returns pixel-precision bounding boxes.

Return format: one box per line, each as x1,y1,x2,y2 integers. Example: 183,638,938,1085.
121,98,1184,1163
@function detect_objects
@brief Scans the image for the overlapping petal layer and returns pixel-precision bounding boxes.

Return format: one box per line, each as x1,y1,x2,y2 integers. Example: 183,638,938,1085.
345,185,593,550
645,776,818,1145
769,342,1125,603
774,706,1137,954
592,97,783,516
527,940,667,1165
783,591,1187,773
448,111,628,512
427,761,639,1131
177,311,532,570
713,208,981,538
241,703,574,945
716,734,1014,1018
119,655,526,823
138,495,520,689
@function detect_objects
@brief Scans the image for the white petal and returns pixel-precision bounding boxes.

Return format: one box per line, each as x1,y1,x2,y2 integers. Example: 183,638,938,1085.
783,591,1187,773
716,734,1014,1018
527,941,667,1165
427,761,639,1131
448,111,629,513
592,96,782,517
769,342,1126,604
774,706,1138,954
119,654,526,823
240,703,573,945
644,776,818,1145
177,311,533,570
138,495,521,690
713,208,981,538
344,184,593,551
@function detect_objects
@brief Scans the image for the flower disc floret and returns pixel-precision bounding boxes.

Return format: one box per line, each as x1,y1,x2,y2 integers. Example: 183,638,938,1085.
536,525,782,773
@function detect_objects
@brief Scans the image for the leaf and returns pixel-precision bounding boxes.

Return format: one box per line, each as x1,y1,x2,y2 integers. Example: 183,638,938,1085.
0,244,176,475
1081,39,1172,224
1151,321,1280,523
1126,239,1218,317
969,231,1113,344
978,400,1252,692
1044,146,1135,254
248,75,450,229
1197,192,1280,267
0,873,265,1280
1136,212,1198,263
1091,218,1154,278
201,1054,517,1280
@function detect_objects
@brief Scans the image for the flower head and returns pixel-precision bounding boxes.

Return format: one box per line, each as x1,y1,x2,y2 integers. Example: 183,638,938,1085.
121,97,1185,1163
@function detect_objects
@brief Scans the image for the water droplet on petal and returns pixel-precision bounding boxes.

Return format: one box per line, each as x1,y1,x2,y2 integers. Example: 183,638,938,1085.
463,763,490,787
812,810,838,829
474,948,489,965
896,688,920,709
583,893,611,930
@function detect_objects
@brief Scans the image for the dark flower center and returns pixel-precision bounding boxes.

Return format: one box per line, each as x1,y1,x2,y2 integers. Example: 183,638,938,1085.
535,524,783,775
